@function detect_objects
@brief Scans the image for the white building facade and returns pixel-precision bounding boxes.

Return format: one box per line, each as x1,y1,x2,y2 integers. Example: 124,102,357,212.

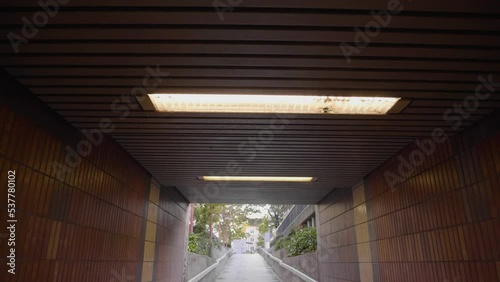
231,226,260,253
245,226,259,253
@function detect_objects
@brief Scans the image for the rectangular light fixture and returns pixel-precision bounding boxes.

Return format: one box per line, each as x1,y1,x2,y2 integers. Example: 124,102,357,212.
199,176,316,182
147,94,400,115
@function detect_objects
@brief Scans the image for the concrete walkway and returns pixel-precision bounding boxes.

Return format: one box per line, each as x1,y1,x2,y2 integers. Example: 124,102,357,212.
216,253,281,281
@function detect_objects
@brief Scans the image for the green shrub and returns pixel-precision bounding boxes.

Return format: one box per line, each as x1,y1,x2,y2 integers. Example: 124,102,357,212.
257,237,265,247
270,233,283,248
286,227,317,257
274,236,289,251
188,234,212,256
193,224,207,235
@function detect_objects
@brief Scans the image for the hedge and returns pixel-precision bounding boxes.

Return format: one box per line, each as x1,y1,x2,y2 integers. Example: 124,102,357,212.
286,227,317,257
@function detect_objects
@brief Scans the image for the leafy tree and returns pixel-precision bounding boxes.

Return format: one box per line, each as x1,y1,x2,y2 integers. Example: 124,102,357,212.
254,216,270,248
217,205,248,244
258,216,270,235
194,204,252,243
193,204,223,238
248,204,292,229
266,205,293,229
193,204,279,246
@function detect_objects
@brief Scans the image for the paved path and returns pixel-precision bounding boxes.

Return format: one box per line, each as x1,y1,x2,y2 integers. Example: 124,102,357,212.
216,253,281,281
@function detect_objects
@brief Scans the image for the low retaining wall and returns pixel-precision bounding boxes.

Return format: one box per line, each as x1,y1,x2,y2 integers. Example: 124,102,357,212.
185,252,216,281
185,246,232,282
260,249,319,282
283,253,319,281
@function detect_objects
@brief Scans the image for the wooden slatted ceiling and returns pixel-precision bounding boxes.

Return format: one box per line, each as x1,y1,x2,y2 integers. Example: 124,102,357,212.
0,0,499,204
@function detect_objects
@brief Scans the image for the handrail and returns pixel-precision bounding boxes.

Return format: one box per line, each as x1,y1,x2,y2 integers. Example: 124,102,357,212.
260,249,317,282
187,250,232,282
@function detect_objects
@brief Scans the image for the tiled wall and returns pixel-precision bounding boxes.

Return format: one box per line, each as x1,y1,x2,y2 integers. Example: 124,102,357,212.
0,75,188,281
318,188,360,281
318,110,500,282
155,186,189,281
147,183,189,281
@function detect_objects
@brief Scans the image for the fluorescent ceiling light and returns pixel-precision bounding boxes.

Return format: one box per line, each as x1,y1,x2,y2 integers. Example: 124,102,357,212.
148,94,400,115
199,176,316,182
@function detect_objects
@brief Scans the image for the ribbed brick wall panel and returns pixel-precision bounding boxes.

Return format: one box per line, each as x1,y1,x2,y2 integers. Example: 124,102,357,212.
318,111,500,282
0,75,188,282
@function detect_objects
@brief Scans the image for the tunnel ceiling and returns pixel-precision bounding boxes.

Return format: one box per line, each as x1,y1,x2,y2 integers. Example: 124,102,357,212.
1,0,499,204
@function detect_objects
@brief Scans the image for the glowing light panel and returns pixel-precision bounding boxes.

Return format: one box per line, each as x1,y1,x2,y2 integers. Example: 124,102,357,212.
148,94,400,115
199,176,316,182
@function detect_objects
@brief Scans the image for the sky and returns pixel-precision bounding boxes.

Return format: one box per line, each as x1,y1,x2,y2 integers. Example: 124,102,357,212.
245,205,269,219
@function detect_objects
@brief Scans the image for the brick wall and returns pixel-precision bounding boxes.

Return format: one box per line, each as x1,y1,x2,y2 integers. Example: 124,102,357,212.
318,111,500,282
0,73,188,281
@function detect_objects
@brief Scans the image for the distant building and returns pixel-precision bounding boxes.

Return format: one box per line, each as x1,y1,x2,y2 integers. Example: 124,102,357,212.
231,239,247,254
231,226,260,253
245,226,259,252
264,232,271,249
